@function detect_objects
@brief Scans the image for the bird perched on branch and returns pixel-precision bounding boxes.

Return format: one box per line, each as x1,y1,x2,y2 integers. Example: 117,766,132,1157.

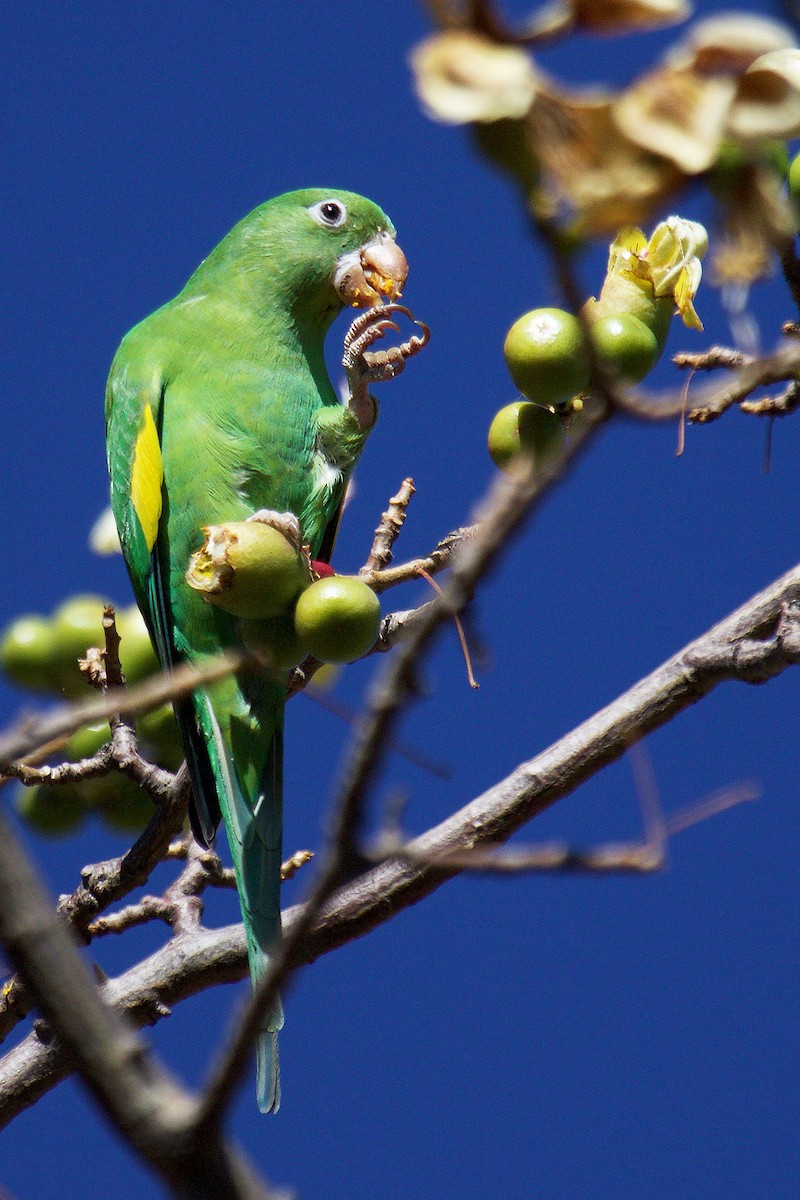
105,189,428,1111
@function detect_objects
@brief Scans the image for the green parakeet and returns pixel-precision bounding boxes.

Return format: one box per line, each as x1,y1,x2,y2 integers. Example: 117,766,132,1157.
105,189,422,1112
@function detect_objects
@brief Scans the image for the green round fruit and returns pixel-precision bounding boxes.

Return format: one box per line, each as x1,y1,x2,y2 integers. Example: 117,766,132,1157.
83,771,154,833
16,784,86,836
764,140,790,181
187,521,311,620
0,615,58,692
293,576,381,664
503,308,590,406
117,606,160,682
789,151,800,211
51,594,111,696
135,703,183,771
584,285,674,356
714,139,790,198
590,313,659,383
100,778,155,833
64,720,109,761
241,615,310,672
137,702,177,741
487,401,564,471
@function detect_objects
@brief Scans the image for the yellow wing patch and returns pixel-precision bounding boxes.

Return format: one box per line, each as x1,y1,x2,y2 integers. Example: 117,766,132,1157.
131,403,163,552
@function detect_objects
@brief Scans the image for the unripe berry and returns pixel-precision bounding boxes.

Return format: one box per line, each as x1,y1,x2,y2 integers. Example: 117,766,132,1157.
0,615,58,692
51,595,111,696
116,606,160,682
241,615,310,672
503,308,590,406
294,576,381,664
590,314,659,383
17,784,86,836
186,520,310,620
487,401,563,471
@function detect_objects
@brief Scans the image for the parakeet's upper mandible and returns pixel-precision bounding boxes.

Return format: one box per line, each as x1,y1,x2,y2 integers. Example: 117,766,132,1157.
105,189,427,1112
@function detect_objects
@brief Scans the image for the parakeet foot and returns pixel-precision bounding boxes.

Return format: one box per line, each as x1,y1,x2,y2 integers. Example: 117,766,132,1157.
343,303,430,385
343,303,430,427
247,510,303,550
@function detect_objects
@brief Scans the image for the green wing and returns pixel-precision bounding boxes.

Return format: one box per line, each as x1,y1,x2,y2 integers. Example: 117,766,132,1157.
105,343,223,842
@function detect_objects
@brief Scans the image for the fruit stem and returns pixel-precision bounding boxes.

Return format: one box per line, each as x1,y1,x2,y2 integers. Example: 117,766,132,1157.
414,567,479,690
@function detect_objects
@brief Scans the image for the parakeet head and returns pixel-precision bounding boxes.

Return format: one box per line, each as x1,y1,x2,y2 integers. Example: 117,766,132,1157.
189,188,408,323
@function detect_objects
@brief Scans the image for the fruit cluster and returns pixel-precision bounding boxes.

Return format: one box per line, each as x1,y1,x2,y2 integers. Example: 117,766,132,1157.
491,216,709,472
0,596,176,835
187,519,382,668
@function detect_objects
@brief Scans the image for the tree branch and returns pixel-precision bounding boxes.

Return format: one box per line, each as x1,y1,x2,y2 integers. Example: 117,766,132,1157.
1,561,796,1127
617,338,800,424
0,789,292,1198
0,653,241,772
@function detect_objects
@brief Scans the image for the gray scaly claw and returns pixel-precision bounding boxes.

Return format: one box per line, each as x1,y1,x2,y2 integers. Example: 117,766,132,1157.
343,303,431,386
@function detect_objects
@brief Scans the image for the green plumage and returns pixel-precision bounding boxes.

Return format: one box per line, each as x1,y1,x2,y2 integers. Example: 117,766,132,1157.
105,189,397,1111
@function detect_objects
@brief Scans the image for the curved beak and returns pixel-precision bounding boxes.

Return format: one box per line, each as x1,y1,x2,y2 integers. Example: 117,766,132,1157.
334,232,409,308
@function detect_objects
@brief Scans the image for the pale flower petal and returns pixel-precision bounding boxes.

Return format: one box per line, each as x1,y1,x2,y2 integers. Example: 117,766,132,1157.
727,48,800,140
613,66,737,174
410,31,539,124
646,216,708,328
530,89,682,232
90,506,122,556
667,12,795,73
571,0,690,33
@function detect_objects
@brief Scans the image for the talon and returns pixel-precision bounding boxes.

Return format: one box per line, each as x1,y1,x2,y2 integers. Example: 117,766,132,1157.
343,303,412,351
343,304,430,388
246,510,303,549
343,320,402,371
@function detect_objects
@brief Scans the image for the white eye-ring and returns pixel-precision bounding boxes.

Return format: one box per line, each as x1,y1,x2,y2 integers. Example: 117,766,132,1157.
308,198,348,229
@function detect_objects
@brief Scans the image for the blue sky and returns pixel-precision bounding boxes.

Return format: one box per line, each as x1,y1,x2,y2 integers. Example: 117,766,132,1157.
2,3,799,1197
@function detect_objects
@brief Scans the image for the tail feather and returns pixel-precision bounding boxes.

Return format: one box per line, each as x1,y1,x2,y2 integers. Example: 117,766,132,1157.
182,679,286,1113
257,1027,282,1114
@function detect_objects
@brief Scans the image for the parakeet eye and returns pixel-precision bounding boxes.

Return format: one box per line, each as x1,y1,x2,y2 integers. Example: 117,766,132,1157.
309,199,347,229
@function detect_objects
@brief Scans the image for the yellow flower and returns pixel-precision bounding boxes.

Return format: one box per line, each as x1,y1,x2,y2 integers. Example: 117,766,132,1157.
603,218,708,330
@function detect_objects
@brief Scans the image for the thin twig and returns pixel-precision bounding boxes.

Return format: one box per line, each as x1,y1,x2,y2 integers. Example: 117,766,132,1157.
740,380,800,417
362,526,478,592
673,347,753,372
0,654,242,773
365,748,758,877
359,478,416,575
619,337,800,424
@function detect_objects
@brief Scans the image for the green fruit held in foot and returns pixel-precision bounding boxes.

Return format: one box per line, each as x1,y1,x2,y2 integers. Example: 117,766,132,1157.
186,520,310,619
488,401,564,471
0,615,58,692
294,576,381,664
590,313,659,383
503,308,590,406
17,784,86,836
51,594,111,696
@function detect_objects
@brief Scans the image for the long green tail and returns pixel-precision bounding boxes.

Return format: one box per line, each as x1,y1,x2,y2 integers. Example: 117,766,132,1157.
188,674,286,1113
